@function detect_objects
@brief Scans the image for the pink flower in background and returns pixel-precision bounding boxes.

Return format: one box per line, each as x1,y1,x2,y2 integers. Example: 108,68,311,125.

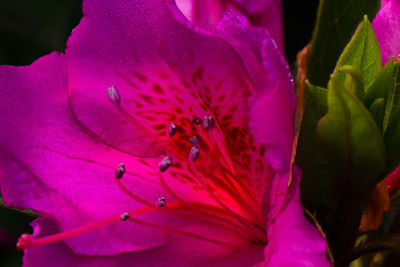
372,0,400,64
0,0,329,266
373,0,400,196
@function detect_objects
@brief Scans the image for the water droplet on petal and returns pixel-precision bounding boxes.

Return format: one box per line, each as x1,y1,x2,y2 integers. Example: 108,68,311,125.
159,156,172,172
107,86,121,104
115,163,126,179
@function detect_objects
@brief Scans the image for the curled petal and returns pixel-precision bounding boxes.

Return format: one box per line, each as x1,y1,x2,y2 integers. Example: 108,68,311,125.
176,0,284,52
230,0,284,53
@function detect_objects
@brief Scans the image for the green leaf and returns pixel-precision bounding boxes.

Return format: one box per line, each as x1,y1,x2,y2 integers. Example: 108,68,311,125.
365,58,395,108
362,57,400,174
297,82,336,209
369,98,385,131
332,16,382,91
384,97,400,173
306,0,380,87
383,59,400,133
316,76,385,256
0,195,40,217
339,65,365,102
318,78,385,183
317,81,350,171
344,234,400,263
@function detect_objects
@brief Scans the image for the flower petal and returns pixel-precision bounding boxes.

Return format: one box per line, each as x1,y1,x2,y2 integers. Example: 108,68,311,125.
381,0,390,7
66,0,275,207
215,12,330,265
175,0,284,52
176,0,224,32
0,53,172,255
230,0,284,53
216,11,295,219
384,164,400,196
216,10,294,171
263,167,331,266
0,53,252,260
372,0,400,64
66,0,257,155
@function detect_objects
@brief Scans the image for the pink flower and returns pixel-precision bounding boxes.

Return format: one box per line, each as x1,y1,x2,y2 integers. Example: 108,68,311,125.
0,0,329,266
372,0,400,64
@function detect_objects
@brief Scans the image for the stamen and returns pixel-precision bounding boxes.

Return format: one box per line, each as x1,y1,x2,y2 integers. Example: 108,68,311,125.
106,88,186,160
168,122,177,137
188,160,266,239
16,202,246,251
115,163,125,179
190,135,200,147
102,87,268,246
204,115,215,130
107,86,121,104
157,197,166,208
192,117,202,125
158,156,172,172
120,212,130,221
19,88,270,251
190,146,200,161
202,117,263,224
116,175,256,241
202,165,264,227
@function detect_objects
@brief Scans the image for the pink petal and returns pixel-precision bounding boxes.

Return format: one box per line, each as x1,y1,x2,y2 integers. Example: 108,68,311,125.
381,0,390,7
263,167,331,266
66,0,254,156
23,216,264,267
0,53,172,255
0,52,255,258
66,0,273,206
372,0,400,64
230,0,284,53
384,164,400,196
176,0,224,32
216,11,295,220
216,11,294,171
215,11,330,266
175,0,284,52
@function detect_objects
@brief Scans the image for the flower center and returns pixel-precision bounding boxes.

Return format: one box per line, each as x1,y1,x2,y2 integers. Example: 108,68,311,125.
17,86,268,251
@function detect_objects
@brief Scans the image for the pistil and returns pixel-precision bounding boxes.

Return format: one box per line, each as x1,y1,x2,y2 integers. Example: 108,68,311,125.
17,206,154,250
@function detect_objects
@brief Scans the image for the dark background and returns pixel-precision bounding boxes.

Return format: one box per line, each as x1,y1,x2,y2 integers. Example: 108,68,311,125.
0,0,318,266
